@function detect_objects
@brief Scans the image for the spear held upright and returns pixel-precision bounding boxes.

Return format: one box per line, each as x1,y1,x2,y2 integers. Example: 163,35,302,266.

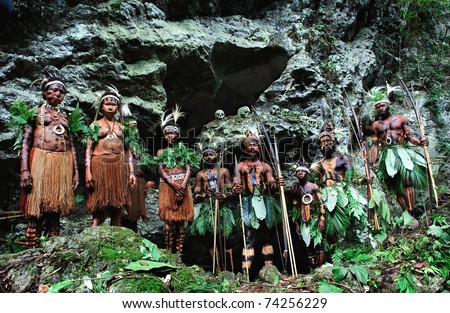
398,77,438,212
343,91,379,230
235,155,249,282
251,106,297,277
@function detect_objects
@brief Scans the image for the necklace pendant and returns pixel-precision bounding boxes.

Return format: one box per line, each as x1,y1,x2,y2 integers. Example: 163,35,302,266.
53,125,65,135
106,134,114,141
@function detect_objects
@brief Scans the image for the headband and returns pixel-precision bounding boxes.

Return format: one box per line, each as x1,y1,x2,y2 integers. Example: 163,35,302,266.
44,80,66,90
101,94,121,103
295,166,310,173
163,125,180,134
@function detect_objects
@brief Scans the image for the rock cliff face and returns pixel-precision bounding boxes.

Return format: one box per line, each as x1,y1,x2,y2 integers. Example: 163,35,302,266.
0,0,449,293
0,0,448,254
0,0,409,200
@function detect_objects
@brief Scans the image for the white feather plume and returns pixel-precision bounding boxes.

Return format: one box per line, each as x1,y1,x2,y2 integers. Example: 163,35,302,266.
172,103,187,123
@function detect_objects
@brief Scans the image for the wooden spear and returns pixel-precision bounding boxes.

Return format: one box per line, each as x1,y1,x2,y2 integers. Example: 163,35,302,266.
343,91,379,230
398,77,439,213
235,155,249,282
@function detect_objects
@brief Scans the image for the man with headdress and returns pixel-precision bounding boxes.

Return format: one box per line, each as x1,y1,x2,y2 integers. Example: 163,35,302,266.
19,75,79,248
121,116,147,232
155,105,196,258
370,98,428,227
85,87,136,226
189,142,234,271
233,131,283,276
315,122,368,266
290,162,326,268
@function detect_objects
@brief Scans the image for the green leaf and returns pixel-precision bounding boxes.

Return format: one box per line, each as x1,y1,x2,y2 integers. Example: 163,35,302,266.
323,187,338,212
141,239,161,261
300,222,311,247
124,260,176,271
332,266,348,282
397,146,414,170
252,189,266,220
46,281,75,293
373,232,388,243
318,280,343,293
372,189,382,206
349,185,367,206
353,254,372,263
386,148,398,177
427,225,445,238
401,211,415,227
349,264,368,284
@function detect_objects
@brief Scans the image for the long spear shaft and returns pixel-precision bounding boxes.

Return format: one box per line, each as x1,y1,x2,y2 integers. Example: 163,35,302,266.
273,135,298,276
343,91,379,230
250,106,296,276
235,155,249,282
398,77,438,213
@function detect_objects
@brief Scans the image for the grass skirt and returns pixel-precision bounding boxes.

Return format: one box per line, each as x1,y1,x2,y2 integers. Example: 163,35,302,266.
25,147,74,218
158,181,194,222
124,176,147,222
377,145,427,195
87,154,129,213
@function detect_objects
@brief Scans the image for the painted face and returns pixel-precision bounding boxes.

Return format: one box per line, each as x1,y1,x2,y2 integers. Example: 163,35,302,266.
163,129,178,145
101,98,119,114
203,151,217,164
295,169,308,180
245,141,260,153
320,136,334,148
44,83,66,106
375,102,390,118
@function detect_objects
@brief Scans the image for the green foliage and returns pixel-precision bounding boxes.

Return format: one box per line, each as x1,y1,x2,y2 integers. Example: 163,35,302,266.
47,280,75,293
84,122,100,144
140,142,200,172
7,99,36,155
74,194,85,204
396,270,416,293
318,280,343,293
331,245,372,285
67,104,89,140
332,266,348,282
140,238,161,261
83,271,114,293
124,239,174,272
124,260,176,271
123,120,145,154
171,266,226,293
187,201,236,237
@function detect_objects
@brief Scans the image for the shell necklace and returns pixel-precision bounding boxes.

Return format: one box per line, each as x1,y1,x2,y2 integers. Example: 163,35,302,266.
106,118,116,141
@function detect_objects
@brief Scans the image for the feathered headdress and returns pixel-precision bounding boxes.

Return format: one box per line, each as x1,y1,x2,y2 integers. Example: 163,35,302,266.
241,129,261,147
94,85,124,121
160,103,186,134
318,121,336,143
196,134,221,156
366,82,403,106
292,161,311,174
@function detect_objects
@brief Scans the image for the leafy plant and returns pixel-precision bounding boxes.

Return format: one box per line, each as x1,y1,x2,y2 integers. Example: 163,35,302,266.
140,142,200,173
47,280,74,293
396,270,416,293
67,104,89,140
7,99,36,155
124,239,175,272
318,280,343,293
84,122,100,144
